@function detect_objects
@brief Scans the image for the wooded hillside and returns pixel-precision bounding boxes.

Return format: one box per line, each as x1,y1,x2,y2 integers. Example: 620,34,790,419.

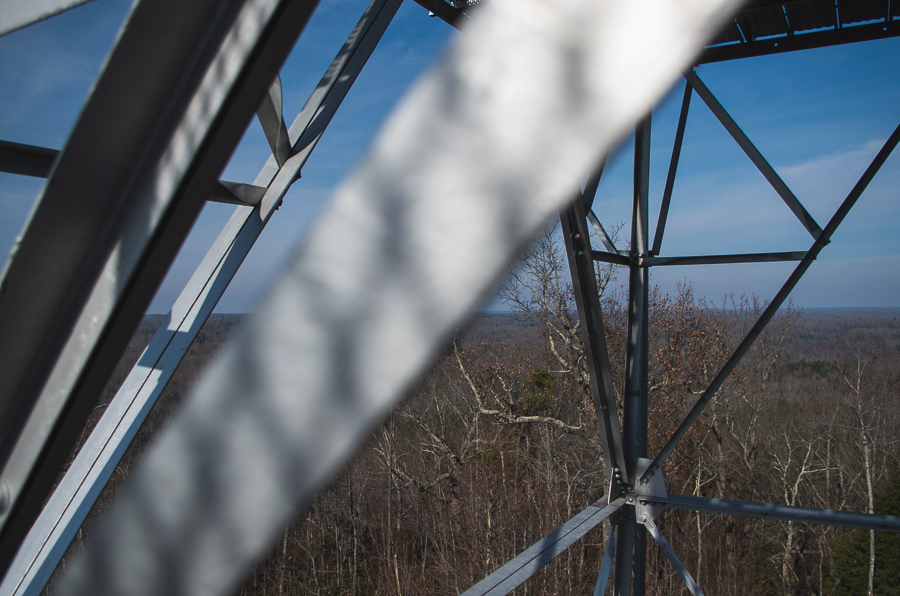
48,235,900,595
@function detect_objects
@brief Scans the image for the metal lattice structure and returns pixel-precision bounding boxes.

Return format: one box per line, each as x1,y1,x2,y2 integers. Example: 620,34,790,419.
0,0,898,595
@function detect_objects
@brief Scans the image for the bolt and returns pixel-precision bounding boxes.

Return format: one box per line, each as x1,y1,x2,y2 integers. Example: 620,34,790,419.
576,250,584,256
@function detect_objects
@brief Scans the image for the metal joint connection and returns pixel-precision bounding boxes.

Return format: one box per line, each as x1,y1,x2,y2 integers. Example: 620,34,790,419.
635,457,666,522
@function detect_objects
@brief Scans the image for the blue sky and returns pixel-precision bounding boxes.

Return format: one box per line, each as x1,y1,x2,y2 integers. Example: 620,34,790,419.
593,37,900,310
0,0,898,313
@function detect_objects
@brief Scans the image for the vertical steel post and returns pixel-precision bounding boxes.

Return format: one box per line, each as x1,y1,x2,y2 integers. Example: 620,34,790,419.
618,115,651,595
612,511,635,596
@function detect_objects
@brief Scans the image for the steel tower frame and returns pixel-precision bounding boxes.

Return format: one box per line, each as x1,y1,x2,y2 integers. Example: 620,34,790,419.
0,1,898,595
463,78,900,595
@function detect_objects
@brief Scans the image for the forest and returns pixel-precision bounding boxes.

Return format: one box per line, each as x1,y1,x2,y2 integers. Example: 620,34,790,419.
49,228,900,596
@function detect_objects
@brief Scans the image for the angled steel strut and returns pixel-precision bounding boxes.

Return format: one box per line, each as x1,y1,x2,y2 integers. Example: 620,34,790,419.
0,2,401,594
0,0,322,579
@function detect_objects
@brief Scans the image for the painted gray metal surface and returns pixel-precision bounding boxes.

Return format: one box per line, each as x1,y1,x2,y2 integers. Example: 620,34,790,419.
651,80,691,256
0,141,57,178
643,517,703,596
0,2,401,594
593,528,617,596
698,13,900,64
612,509,635,596
624,117,651,476
0,0,95,37
644,251,807,266
634,459,665,522
590,248,631,266
581,156,606,211
659,495,900,533
586,209,621,255
0,0,320,578
618,116,651,595
256,75,292,167
461,498,622,596
561,198,628,484
0,141,268,207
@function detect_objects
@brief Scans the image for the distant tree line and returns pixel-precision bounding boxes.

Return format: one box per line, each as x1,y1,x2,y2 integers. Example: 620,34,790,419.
47,230,900,595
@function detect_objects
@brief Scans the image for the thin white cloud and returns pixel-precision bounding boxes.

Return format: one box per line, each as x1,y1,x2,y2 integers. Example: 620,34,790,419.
778,138,891,216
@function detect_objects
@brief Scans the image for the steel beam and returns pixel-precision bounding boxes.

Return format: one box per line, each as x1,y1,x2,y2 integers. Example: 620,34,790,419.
0,2,401,593
561,198,629,485
256,75,292,167
623,117,651,478
0,0,96,37
685,69,821,240
613,510,635,596
212,181,267,206
658,495,900,533
651,80,691,256
591,249,631,266
642,119,900,484
644,251,806,266
462,498,623,596
0,0,320,578
642,517,703,596
0,141,265,206
593,526,617,596
0,140,57,178
620,115,652,596
587,210,621,255
698,19,900,64
582,155,606,211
